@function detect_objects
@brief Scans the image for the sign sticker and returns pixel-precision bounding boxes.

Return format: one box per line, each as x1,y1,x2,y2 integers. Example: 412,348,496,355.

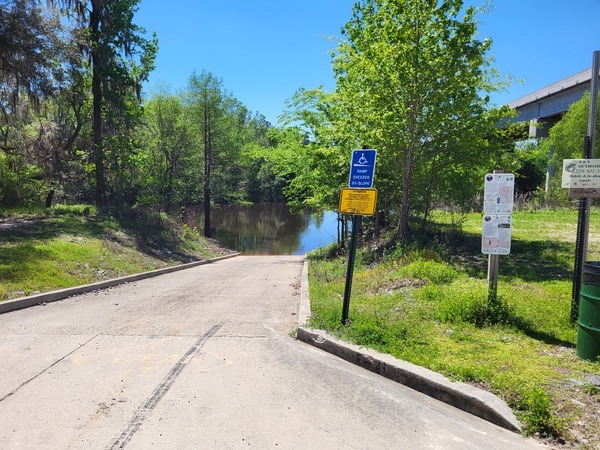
338,188,378,216
562,159,600,188
483,173,514,214
482,215,512,255
349,149,377,188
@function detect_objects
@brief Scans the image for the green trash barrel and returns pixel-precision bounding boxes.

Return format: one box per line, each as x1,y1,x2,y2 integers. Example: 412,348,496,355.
577,261,600,361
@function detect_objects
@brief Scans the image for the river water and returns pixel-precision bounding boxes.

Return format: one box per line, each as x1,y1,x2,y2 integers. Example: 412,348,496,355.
199,203,339,255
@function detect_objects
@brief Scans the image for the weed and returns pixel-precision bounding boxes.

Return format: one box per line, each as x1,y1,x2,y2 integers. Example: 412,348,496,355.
582,383,600,396
192,226,200,239
307,242,345,260
518,386,556,436
47,204,96,216
431,283,517,326
397,259,459,284
182,224,191,239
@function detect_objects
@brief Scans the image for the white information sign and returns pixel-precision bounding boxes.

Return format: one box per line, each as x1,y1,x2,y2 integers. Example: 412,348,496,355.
562,159,600,188
483,173,514,214
482,215,512,255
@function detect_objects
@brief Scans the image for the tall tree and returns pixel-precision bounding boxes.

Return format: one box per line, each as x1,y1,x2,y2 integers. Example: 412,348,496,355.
0,0,71,206
541,92,599,201
186,71,229,237
185,71,260,235
43,0,157,206
138,86,197,211
0,0,60,150
333,0,504,240
280,87,356,209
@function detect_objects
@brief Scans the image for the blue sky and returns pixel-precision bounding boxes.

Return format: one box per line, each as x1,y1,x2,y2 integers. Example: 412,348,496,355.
136,0,600,125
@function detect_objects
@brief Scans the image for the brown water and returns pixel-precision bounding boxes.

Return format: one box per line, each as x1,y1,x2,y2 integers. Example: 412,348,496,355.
197,203,340,255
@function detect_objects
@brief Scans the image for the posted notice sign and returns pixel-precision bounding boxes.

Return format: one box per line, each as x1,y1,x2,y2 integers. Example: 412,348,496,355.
339,188,378,216
482,173,513,255
562,159,600,188
483,173,514,214
349,149,377,188
482,215,512,255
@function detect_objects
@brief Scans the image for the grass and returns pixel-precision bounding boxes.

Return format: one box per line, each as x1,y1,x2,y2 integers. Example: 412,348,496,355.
0,204,228,300
307,208,600,447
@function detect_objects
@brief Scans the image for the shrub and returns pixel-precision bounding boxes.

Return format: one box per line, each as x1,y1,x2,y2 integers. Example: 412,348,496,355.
48,204,96,216
519,386,556,436
397,259,459,284
425,280,516,326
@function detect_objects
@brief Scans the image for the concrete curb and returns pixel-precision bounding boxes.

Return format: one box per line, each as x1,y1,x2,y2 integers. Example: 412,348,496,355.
0,253,240,315
296,261,522,433
298,260,311,326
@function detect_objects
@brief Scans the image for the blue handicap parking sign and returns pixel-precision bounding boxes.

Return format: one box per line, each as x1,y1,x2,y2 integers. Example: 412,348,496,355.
349,149,377,188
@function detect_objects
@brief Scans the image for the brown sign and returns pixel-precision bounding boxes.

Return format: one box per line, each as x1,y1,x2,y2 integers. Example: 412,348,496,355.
568,188,600,198
338,188,378,216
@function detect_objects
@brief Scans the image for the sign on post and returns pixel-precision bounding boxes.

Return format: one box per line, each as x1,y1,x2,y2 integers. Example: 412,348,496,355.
482,171,514,302
338,188,378,216
482,215,512,255
349,149,377,188
482,173,514,255
562,159,600,198
483,173,515,214
562,159,600,188
340,148,378,326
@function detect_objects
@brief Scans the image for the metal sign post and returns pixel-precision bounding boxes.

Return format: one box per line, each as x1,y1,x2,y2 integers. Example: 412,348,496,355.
571,50,600,323
340,149,377,325
341,215,360,324
487,254,500,301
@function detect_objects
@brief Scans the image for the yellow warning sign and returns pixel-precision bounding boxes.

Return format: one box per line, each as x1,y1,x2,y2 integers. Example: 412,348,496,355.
338,188,378,216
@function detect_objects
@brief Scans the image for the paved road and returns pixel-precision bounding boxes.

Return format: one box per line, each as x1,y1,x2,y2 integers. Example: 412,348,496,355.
0,256,543,449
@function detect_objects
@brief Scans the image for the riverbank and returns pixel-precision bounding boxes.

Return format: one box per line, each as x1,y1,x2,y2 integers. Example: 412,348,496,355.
306,209,600,448
0,205,234,301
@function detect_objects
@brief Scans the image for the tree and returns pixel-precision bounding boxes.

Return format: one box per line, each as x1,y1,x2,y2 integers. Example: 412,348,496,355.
0,0,72,205
1,0,59,157
43,0,157,206
332,0,505,240
186,71,234,237
0,0,59,118
138,86,197,211
486,121,547,199
541,92,599,200
209,100,251,204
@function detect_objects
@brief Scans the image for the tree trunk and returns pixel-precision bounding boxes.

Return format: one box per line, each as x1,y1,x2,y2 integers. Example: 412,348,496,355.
397,96,417,241
398,150,413,241
421,157,437,228
45,190,55,208
165,148,175,213
397,12,421,242
203,105,212,238
91,0,105,206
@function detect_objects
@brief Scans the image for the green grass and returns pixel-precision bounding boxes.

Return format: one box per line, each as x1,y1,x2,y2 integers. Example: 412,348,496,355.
307,208,600,446
0,205,226,300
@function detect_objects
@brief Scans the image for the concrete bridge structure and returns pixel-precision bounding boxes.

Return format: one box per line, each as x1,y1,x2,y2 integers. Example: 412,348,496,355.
508,68,592,138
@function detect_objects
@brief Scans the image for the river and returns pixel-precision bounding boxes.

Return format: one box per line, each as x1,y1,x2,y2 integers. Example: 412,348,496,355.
197,203,340,255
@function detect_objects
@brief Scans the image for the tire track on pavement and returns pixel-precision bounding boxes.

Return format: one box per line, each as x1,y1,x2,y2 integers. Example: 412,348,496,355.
109,323,223,449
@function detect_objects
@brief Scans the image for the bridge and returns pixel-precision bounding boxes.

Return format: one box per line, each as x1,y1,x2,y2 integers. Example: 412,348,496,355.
508,68,592,138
